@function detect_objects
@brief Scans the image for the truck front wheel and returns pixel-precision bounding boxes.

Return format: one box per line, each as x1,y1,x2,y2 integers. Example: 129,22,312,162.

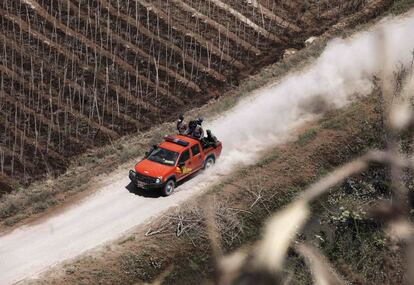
162,179,175,196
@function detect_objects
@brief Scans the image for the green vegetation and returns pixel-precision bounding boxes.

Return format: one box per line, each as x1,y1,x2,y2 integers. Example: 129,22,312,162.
296,129,318,146
390,0,414,14
321,118,345,130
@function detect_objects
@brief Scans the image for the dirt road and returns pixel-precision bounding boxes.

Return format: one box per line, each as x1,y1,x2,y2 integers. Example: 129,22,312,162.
1,11,414,285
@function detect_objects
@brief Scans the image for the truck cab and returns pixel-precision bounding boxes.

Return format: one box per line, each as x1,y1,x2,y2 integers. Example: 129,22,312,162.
129,134,222,196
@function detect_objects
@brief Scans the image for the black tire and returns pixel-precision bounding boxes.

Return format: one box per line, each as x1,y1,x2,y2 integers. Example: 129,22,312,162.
162,179,176,196
203,156,215,170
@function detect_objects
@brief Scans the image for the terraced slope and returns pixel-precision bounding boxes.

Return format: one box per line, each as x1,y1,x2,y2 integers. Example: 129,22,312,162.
0,0,390,192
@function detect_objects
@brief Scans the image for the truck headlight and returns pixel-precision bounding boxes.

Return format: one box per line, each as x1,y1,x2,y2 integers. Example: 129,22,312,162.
156,177,162,184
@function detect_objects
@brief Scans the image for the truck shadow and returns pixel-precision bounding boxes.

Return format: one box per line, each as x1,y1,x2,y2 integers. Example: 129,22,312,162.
125,182,162,198
125,171,202,198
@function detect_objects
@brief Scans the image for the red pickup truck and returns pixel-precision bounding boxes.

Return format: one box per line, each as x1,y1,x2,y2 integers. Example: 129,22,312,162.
129,134,222,196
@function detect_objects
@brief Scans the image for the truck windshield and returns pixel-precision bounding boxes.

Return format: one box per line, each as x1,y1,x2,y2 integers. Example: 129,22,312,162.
147,147,179,166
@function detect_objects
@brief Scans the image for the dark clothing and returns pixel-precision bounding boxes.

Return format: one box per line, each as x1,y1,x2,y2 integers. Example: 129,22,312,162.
187,120,198,137
193,125,204,139
202,130,218,148
184,119,206,140
207,131,217,143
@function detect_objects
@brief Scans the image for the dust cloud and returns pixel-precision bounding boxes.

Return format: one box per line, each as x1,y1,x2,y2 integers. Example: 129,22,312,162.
204,12,414,175
1,11,414,285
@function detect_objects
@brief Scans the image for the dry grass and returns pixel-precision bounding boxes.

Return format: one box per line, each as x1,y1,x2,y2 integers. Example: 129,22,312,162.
27,86,395,285
3,5,414,285
190,49,414,285
0,7,366,229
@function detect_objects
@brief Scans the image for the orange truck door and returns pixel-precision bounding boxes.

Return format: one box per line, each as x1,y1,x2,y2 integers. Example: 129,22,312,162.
190,143,203,170
176,149,192,179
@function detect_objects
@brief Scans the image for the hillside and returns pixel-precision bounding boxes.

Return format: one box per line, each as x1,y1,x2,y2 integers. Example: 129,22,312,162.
0,1,413,284
0,0,392,192
29,88,405,285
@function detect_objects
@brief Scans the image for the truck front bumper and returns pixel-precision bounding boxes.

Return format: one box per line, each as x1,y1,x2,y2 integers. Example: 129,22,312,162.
129,170,164,190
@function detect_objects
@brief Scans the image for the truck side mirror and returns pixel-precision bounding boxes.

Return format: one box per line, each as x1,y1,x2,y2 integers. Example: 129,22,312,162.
178,161,185,168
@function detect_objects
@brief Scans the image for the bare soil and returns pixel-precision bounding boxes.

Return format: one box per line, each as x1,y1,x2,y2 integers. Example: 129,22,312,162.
28,93,405,285
0,0,392,192
0,0,405,234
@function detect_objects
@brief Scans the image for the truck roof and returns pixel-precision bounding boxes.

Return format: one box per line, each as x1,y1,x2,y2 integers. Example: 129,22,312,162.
158,135,199,153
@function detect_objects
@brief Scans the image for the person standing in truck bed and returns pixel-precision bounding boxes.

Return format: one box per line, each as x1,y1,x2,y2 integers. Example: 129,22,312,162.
176,114,188,135
192,118,204,139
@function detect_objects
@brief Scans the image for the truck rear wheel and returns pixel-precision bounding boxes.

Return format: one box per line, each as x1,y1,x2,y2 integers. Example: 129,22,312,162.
162,179,175,196
203,156,215,170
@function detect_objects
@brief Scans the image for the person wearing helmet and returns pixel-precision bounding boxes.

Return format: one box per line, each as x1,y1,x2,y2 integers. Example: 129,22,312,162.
176,114,188,135
201,129,218,148
187,119,198,136
206,129,217,145
192,117,204,139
